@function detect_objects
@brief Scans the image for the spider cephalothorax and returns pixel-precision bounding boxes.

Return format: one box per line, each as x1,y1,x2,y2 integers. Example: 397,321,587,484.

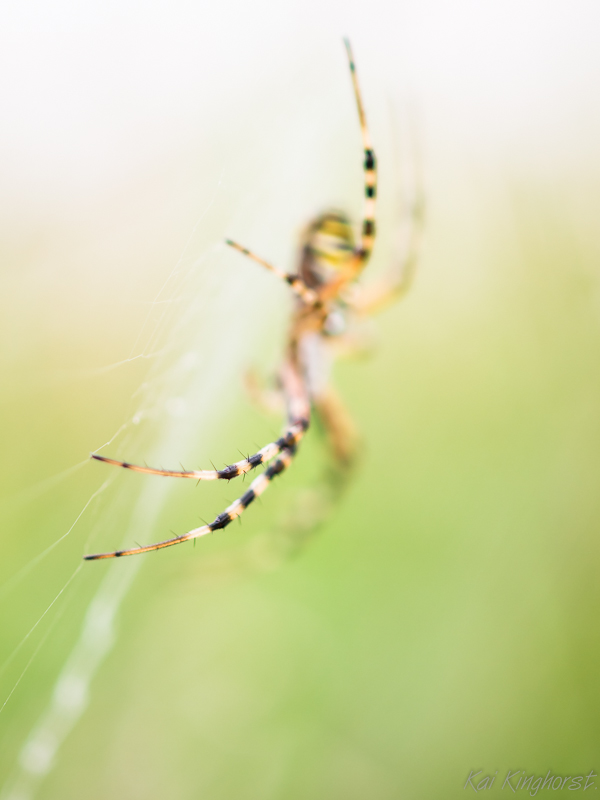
85,39,420,560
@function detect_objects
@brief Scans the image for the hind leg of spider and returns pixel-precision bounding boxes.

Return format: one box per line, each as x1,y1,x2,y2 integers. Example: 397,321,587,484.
225,239,318,305
84,446,299,560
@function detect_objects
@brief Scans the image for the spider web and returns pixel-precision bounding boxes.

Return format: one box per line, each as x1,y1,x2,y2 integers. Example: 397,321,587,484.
0,66,362,796
0,30,387,797
0,141,305,795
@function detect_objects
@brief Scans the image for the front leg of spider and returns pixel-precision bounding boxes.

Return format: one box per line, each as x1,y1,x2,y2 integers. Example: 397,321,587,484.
90,418,305,483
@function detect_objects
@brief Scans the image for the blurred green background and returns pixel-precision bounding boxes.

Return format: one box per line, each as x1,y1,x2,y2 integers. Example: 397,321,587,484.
1,2,599,798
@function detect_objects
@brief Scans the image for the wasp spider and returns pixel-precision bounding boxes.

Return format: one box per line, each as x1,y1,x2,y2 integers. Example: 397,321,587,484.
85,39,421,561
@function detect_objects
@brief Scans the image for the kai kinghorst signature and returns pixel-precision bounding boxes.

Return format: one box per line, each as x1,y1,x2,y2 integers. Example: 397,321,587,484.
464,769,597,794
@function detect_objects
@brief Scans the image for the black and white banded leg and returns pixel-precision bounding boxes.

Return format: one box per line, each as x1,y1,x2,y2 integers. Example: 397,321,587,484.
344,38,377,269
85,358,311,560
91,419,307,482
85,445,301,560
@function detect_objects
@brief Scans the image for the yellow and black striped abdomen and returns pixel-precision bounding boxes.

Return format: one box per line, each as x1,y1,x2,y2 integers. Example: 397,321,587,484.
299,212,356,288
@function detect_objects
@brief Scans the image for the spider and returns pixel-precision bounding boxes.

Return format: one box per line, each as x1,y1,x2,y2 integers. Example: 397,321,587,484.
85,39,421,561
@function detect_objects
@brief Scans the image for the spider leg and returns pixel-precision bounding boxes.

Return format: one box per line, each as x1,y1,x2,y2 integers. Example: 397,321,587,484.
92,357,310,484
344,39,377,273
84,447,298,560
348,176,424,317
313,385,360,469
347,102,425,316
244,369,285,416
85,358,311,560
225,239,318,306
91,419,306,482
236,387,359,570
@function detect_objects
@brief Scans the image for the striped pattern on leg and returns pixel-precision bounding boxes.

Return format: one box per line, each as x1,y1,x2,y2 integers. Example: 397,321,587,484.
90,419,308,482
344,38,377,268
84,446,299,560
225,239,319,306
